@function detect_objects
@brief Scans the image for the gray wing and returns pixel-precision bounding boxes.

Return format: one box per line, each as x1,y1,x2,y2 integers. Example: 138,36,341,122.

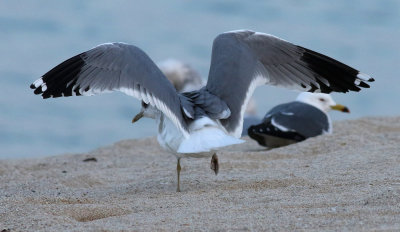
30,43,191,137
264,102,330,138
206,30,374,137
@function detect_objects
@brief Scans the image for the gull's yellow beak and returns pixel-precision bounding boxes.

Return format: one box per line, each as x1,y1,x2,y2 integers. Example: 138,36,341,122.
331,104,350,113
132,111,144,123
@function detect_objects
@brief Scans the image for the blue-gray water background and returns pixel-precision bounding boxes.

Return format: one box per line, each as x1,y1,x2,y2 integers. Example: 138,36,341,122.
1,0,399,158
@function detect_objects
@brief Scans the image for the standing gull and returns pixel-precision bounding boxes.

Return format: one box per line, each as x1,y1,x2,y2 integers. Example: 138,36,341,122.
248,93,349,148
30,30,374,192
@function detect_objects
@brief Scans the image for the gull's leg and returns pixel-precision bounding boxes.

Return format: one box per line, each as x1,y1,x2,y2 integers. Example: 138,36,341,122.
210,153,219,175
176,158,181,192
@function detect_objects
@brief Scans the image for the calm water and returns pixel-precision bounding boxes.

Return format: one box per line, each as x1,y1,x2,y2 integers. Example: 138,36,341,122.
1,0,399,158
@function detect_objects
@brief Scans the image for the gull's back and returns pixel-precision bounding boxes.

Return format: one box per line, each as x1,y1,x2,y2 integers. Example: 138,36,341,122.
156,89,244,155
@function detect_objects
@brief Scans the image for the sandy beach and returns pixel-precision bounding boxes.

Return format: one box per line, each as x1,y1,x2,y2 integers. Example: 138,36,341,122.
1,116,400,231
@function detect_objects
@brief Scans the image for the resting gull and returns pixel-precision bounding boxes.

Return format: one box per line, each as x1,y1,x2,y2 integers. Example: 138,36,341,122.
158,59,205,93
248,93,349,147
30,30,374,192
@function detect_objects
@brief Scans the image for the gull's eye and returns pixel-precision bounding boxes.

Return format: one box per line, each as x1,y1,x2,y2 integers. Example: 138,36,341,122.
319,98,325,102
141,101,149,108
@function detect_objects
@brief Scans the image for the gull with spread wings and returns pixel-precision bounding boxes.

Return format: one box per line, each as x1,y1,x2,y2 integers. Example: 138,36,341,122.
30,30,374,192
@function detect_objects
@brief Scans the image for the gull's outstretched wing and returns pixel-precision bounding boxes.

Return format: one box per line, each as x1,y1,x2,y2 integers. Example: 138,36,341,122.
30,43,190,137
206,30,374,137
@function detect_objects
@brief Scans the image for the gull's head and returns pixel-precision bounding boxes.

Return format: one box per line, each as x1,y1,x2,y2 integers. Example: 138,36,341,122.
132,101,160,123
296,92,350,113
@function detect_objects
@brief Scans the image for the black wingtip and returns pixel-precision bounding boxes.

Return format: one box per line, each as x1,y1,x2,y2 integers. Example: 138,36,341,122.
358,81,370,88
30,53,86,99
33,86,43,95
248,125,268,147
357,72,375,83
299,46,376,93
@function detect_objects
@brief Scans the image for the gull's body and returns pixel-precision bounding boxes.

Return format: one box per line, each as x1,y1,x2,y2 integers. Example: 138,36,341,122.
148,106,241,156
30,30,374,192
248,93,350,148
156,60,242,156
